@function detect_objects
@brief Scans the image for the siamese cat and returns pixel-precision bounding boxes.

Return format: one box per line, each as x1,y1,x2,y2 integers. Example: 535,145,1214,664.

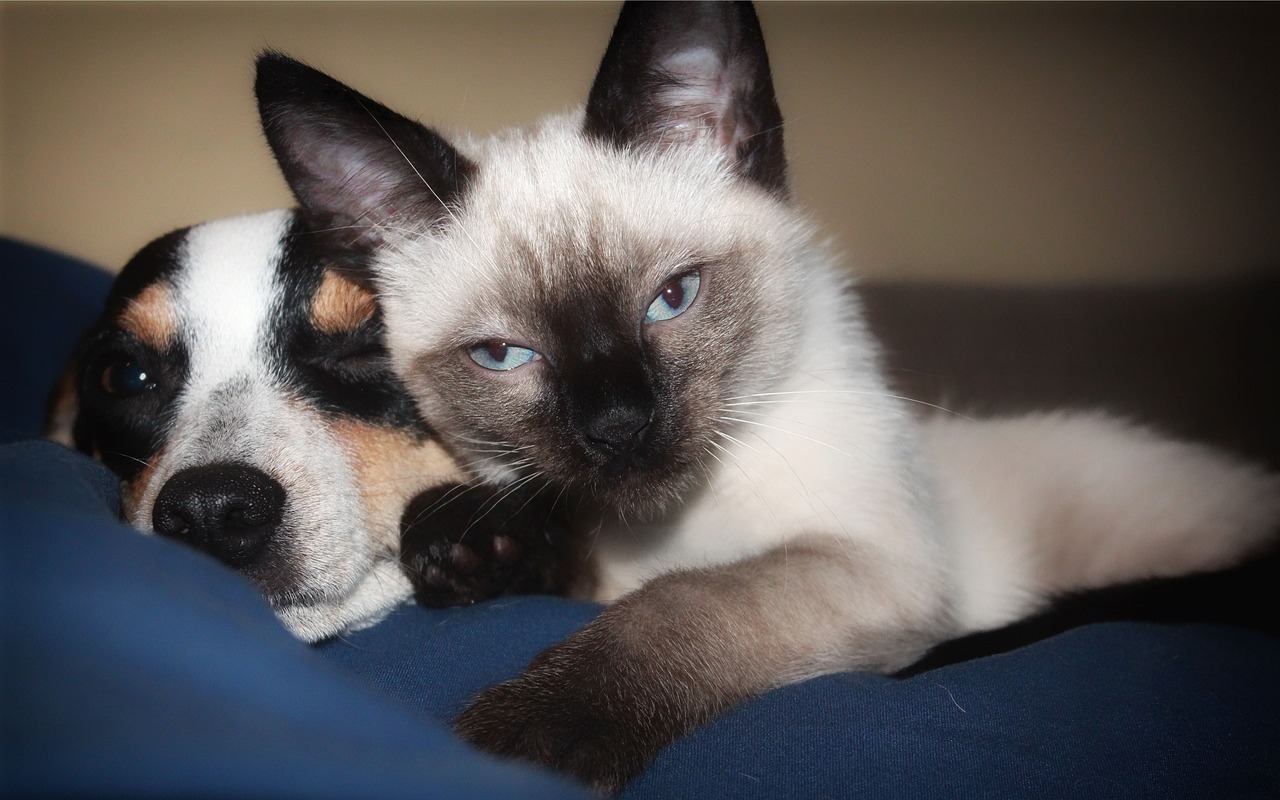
255,2,1280,793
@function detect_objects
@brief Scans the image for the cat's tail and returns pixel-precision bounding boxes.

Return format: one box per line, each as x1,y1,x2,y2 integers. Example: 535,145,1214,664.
920,411,1280,633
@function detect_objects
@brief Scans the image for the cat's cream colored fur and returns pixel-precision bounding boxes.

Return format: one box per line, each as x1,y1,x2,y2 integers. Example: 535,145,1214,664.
382,61,1277,798
376,114,1279,637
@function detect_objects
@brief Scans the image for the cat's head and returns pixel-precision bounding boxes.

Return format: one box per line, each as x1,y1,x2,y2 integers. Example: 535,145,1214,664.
256,2,813,518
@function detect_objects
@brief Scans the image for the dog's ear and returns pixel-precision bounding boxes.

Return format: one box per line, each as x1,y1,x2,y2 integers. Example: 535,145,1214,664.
583,1,787,196
44,361,80,448
255,51,475,252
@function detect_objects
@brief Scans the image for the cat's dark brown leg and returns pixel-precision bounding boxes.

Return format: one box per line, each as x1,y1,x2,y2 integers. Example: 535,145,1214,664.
454,536,949,795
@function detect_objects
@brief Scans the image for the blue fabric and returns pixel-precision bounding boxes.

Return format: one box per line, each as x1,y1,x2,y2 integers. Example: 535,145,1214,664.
0,237,113,443
1,440,589,799
324,606,1280,798
4,235,1280,799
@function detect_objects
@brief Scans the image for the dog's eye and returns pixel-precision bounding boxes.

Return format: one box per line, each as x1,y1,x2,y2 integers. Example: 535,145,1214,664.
316,333,390,377
100,359,158,397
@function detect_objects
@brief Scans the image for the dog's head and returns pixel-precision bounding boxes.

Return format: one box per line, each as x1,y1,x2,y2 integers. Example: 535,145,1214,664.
48,209,462,641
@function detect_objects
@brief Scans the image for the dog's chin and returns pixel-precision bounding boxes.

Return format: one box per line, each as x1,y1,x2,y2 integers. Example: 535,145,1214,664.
273,560,414,643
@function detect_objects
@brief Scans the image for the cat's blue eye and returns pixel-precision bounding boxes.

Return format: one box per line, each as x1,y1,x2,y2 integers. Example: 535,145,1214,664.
469,341,540,371
100,359,158,397
644,270,701,324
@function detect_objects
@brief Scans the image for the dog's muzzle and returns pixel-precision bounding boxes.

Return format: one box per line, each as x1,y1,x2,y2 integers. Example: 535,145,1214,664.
151,462,286,568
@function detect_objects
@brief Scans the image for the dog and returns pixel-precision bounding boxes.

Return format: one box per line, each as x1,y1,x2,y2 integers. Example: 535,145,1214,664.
47,209,571,641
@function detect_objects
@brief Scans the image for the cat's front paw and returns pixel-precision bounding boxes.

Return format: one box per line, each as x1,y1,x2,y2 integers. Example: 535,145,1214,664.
399,482,572,607
454,628,663,796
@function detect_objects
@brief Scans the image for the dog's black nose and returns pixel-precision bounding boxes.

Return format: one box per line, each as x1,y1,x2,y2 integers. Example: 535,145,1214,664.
152,463,285,568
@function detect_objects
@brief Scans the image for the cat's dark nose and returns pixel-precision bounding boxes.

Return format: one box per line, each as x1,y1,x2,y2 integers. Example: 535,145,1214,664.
152,463,285,568
585,405,653,457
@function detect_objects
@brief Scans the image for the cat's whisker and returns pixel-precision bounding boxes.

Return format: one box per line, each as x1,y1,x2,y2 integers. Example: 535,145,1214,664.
464,447,535,455
717,414,876,467
700,446,731,510
706,436,781,528
463,453,535,471
712,428,763,457
467,472,539,524
348,98,505,286
403,476,490,528
582,515,605,563
721,405,897,443
106,450,154,470
724,389,972,421
295,221,420,240
353,98,470,235
503,478,551,524
452,432,536,450
611,497,636,536
360,548,409,605
712,425,845,538
717,412,915,520
725,398,913,419
455,457,517,477
459,451,536,472
701,442,730,472
458,471,546,541
544,483,570,533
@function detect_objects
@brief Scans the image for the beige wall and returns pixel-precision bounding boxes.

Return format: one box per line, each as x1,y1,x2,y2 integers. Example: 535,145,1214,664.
2,1,1277,284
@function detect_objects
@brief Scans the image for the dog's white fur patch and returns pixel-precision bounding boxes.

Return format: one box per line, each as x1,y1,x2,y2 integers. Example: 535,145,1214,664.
130,210,412,641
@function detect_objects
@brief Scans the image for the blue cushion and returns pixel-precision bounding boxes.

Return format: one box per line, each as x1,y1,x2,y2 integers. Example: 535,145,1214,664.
4,235,1278,798
0,237,113,442
1,439,589,799
326,603,1280,798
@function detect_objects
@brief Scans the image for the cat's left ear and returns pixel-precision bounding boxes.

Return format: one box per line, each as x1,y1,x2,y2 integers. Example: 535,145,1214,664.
583,1,787,196
255,50,475,253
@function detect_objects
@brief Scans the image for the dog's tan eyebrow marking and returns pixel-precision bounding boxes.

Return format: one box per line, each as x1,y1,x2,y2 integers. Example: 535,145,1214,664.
117,282,178,350
311,270,377,334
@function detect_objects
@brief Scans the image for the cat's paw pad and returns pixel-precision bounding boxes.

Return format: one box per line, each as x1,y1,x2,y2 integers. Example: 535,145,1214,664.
399,482,571,607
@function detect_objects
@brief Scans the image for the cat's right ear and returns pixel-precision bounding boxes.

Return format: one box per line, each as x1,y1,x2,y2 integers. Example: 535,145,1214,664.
255,51,474,252
583,1,787,196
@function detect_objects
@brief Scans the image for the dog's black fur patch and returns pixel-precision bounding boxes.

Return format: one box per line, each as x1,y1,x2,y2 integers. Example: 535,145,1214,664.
272,215,432,436
72,231,190,477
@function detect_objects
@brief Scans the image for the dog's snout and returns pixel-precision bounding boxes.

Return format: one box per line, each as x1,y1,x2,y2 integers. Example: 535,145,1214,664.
152,463,285,568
